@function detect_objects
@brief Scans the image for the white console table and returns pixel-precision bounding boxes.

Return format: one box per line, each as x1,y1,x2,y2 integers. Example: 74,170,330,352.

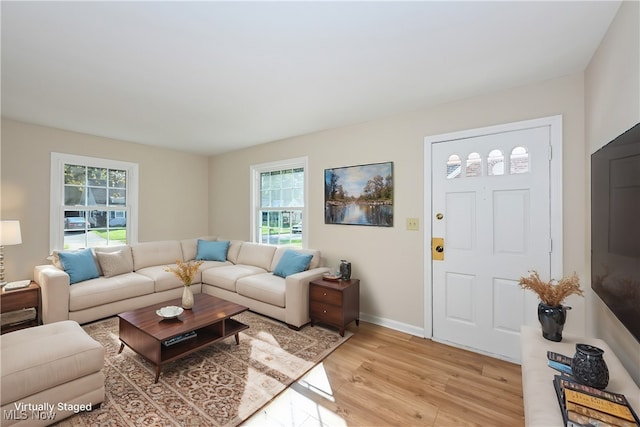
521,325,640,427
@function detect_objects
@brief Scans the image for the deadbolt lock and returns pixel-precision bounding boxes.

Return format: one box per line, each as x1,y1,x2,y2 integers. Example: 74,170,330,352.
436,213,444,220
432,237,444,261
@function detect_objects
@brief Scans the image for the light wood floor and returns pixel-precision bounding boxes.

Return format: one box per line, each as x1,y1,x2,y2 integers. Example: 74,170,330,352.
244,320,524,427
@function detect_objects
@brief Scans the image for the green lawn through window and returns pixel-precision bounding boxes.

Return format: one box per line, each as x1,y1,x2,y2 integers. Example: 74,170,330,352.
92,229,127,243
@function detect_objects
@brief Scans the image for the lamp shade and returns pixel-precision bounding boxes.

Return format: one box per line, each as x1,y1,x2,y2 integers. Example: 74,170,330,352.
0,220,22,246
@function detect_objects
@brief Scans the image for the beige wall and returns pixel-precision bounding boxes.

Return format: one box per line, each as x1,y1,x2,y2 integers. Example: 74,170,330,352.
210,73,588,336
585,0,640,384
1,120,210,281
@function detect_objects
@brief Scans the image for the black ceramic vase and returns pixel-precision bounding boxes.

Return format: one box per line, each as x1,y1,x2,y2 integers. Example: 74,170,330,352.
571,344,609,389
339,260,351,280
537,303,568,342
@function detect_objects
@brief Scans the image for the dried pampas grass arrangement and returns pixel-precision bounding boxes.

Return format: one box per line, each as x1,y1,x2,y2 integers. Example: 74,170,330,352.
164,260,204,286
519,270,584,307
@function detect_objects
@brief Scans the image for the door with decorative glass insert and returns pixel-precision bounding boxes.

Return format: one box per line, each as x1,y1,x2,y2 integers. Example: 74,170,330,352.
431,126,551,361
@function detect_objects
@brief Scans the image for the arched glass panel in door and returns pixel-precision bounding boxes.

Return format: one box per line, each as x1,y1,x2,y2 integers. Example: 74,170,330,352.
487,149,504,176
446,154,462,179
510,146,529,174
466,152,482,177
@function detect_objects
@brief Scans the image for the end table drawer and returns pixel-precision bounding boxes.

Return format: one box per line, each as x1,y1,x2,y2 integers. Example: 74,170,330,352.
1,282,40,334
310,303,343,325
310,285,342,306
1,289,38,312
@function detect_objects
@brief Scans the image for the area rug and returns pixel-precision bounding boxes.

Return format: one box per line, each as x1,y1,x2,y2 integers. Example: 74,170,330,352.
58,311,351,427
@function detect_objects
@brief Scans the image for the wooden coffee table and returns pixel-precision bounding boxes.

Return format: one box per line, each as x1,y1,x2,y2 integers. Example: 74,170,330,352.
117,293,249,382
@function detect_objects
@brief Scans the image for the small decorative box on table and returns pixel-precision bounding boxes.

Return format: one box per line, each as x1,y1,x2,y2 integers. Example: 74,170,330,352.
309,278,359,337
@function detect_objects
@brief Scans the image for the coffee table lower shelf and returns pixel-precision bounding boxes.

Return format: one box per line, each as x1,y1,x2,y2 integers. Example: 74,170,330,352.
119,316,249,383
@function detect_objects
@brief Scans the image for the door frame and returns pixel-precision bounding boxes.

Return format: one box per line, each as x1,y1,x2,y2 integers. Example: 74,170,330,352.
422,115,563,339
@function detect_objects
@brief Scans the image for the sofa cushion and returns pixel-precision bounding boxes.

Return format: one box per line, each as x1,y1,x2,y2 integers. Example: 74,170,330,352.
69,273,154,311
95,248,134,277
58,248,100,284
271,246,321,271
199,260,233,272
226,240,243,264
196,240,230,262
236,273,286,307
131,240,183,271
273,249,313,278
93,245,131,276
136,265,187,292
236,242,277,271
50,249,100,273
180,236,217,261
201,265,267,292
1,320,104,406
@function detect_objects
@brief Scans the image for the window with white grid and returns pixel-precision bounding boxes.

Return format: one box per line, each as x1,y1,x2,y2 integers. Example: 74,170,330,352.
251,157,307,248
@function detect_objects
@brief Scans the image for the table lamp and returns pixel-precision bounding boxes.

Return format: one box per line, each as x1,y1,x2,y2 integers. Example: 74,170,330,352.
0,220,22,286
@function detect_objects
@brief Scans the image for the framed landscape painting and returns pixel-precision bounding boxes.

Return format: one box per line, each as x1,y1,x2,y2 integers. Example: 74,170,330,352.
324,161,393,227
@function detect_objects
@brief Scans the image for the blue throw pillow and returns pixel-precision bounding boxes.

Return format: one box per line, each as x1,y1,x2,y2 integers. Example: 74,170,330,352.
273,250,313,278
196,240,230,262
58,248,100,284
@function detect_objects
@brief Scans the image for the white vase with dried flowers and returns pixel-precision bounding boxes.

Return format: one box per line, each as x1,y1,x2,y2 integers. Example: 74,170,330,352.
164,260,204,309
519,270,584,341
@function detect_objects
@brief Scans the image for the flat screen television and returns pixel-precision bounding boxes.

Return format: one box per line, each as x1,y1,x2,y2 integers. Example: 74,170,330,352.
591,122,640,342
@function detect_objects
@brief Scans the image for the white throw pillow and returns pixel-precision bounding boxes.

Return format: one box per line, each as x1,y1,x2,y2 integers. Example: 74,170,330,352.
96,249,134,278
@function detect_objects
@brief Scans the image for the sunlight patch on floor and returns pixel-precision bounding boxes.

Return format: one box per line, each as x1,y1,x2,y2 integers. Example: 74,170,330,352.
243,363,346,427
256,330,281,347
297,363,335,403
248,336,312,379
237,366,281,420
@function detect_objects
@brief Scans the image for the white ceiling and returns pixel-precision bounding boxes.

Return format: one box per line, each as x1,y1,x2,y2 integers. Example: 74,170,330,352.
1,1,621,156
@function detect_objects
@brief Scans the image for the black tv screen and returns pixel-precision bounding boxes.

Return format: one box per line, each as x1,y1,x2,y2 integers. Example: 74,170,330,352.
591,122,640,342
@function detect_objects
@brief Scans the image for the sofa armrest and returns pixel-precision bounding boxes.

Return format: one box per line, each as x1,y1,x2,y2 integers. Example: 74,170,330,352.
284,267,330,328
34,265,71,324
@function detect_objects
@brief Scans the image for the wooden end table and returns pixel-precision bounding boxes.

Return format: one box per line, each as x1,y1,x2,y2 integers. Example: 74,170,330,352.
1,281,41,334
118,293,249,383
310,278,360,336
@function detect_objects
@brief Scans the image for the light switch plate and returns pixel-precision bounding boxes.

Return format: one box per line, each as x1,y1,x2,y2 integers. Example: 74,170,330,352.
406,218,419,231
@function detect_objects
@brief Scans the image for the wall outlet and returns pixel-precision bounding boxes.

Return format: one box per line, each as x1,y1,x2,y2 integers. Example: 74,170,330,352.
406,218,419,231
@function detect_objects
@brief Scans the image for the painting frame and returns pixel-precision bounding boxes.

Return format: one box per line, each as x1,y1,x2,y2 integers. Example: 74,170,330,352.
324,161,393,227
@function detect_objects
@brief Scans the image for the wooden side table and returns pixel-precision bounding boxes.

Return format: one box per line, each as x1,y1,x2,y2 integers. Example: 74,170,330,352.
309,278,359,336
1,281,41,334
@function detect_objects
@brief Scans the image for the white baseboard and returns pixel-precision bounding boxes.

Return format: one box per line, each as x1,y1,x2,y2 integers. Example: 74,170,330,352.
359,312,426,338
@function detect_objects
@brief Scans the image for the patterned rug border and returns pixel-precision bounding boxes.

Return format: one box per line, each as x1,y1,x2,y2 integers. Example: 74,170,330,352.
58,311,352,427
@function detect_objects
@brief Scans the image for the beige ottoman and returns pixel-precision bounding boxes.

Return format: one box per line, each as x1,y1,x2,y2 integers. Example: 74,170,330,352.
1,321,105,426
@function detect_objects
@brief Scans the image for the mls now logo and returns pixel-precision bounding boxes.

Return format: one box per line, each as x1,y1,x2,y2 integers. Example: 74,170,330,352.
3,409,28,421
4,410,56,421
4,403,57,422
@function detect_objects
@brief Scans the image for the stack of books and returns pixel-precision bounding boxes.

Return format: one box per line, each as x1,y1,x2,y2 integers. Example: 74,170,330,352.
548,352,640,427
548,350,574,375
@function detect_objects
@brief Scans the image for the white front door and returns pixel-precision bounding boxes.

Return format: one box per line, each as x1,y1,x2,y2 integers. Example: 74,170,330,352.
428,118,560,361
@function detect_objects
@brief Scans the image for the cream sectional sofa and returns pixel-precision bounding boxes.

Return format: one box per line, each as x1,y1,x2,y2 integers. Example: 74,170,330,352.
34,238,329,329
